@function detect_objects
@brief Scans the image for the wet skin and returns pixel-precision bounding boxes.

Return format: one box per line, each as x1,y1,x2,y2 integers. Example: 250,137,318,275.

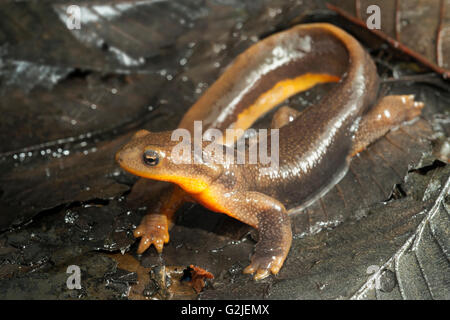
116,23,424,280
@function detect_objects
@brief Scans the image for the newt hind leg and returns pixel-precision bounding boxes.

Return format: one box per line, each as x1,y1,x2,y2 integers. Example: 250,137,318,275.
271,106,301,129
350,94,424,157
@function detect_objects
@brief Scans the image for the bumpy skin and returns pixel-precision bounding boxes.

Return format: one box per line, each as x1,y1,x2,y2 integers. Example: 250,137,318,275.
116,23,424,280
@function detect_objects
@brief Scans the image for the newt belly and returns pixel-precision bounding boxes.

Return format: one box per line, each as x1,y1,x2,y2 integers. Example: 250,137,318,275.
116,23,424,280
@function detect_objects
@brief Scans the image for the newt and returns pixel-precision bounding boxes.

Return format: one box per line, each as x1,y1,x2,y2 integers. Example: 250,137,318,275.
116,23,424,280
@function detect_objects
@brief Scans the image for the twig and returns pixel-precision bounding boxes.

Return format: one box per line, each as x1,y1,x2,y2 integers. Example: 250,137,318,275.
355,0,361,20
327,3,450,79
382,73,450,91
395,0,401,42
436,0,445,68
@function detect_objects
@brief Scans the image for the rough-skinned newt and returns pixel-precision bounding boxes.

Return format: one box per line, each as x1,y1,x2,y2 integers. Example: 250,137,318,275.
116,23,424,280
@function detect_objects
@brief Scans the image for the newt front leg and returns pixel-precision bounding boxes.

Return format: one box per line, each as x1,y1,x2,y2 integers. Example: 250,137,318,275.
134,185,186,253
195,189,292,280
243,206,292,280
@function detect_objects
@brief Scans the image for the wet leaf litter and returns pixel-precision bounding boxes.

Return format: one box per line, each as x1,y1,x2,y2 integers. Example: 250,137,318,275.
0,0,449,299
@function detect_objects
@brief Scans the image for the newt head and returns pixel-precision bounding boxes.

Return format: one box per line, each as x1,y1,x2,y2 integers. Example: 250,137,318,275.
115,129,223,194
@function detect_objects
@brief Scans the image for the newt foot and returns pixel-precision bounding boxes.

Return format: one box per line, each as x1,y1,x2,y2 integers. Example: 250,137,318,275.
134,213,170,254
243,252,285,281
402,95,425,121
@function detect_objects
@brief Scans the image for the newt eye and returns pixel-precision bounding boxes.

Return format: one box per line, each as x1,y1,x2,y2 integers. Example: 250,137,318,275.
143,150,159,166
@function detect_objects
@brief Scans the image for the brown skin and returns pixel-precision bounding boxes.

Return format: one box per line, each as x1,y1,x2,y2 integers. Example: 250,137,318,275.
116,23,424,280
